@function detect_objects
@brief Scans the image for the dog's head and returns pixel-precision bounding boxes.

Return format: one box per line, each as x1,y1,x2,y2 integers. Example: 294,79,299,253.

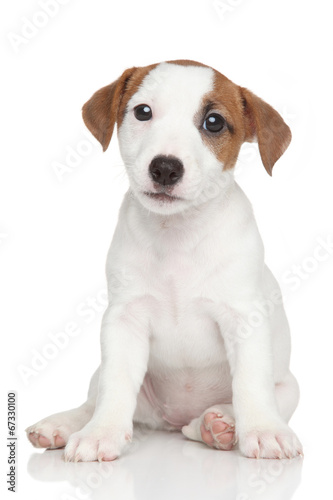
83,60,291,215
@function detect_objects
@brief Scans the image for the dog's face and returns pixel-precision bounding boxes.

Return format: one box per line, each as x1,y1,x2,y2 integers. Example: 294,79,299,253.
83,60,291,215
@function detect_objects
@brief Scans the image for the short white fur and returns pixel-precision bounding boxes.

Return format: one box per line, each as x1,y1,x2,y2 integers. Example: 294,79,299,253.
26,62,302,461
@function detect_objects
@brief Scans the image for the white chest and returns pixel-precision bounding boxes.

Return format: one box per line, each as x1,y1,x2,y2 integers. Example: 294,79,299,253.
143,251,228,369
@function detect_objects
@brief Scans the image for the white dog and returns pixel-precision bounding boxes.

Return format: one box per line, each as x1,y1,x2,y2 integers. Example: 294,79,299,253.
26,60,303,461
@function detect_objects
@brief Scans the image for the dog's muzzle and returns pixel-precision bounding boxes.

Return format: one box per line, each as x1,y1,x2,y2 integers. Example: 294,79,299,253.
149,155,184,186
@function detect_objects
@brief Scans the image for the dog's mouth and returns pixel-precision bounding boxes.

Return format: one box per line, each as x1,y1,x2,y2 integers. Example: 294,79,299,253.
143,191,183,203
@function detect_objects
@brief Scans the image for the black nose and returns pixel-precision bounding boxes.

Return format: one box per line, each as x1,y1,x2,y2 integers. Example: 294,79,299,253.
149,156,184,186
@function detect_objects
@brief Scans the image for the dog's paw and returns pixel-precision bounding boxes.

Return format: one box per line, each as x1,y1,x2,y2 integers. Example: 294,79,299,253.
64,423,132,462
26,420,72,449
182,407,237,451
200,411,237,450
26,406,92,449
239,425,303,459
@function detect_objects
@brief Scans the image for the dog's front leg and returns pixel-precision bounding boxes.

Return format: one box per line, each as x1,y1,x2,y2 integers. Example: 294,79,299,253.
64,302,150,462
220,303,302,459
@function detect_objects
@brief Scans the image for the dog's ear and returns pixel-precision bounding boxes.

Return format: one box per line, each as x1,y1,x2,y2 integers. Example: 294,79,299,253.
82,67,137,151
240,87,291,175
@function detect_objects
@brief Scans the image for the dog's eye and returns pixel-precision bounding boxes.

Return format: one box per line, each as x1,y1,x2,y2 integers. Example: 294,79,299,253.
134,104,152,121
203,113,225,133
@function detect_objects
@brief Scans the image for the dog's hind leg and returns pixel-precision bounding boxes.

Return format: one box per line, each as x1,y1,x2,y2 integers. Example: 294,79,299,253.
182,372,300,452
26,368,99,449
182,403,237,450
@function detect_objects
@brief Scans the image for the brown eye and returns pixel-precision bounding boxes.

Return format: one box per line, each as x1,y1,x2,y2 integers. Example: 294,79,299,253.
134,104,152,121
203,113,225,132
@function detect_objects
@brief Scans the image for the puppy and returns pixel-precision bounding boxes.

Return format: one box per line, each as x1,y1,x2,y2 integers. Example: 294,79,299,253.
26,60,303,461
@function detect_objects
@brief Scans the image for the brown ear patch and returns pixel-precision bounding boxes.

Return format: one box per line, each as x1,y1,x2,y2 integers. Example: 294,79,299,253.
82,64,158,151
82,67,136,151
199,70,292,175
240,87,292,175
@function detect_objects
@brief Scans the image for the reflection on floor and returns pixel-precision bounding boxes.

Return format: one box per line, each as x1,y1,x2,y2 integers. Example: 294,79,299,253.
27,427,303,500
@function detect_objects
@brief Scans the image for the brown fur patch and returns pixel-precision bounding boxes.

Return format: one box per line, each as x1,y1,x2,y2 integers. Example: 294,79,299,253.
198,69,291,175
166,59,209,68
198,70,246,171
82,67,135,151
82,64,158,151
239,87,292,175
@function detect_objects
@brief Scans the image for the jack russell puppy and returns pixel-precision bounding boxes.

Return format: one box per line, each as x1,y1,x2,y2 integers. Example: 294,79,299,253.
26,60,303,461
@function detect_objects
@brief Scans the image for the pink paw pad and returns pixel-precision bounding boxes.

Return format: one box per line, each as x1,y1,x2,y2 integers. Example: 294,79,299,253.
28,432,51,448
27,430,66,449
200,412,236,451
53,433,66,448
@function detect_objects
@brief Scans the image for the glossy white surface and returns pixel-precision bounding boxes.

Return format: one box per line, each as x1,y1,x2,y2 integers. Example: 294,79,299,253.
14,407,333,500
25,430,305,500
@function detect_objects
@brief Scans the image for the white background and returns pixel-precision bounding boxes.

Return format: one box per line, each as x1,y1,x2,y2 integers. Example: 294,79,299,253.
1,0,332,498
